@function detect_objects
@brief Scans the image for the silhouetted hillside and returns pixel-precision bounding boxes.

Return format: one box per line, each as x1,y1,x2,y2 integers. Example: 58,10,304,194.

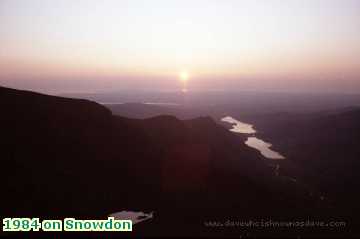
244,108,360,230
0,86,342,237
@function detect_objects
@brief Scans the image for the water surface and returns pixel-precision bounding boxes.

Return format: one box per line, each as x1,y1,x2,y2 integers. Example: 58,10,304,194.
221,116,256,134
109,211,153,225
221,116,285,160
245,137,285,159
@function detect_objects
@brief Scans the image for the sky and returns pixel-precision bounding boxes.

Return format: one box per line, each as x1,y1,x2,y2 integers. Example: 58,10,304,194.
0,0,360,93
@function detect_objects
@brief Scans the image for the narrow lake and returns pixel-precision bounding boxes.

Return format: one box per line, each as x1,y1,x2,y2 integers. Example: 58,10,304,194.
109,211,153,225
221,116,285,160
221,116,256,134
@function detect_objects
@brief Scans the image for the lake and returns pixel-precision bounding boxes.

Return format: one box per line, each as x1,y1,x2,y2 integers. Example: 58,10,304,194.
221,116,285,160
221,116,256,134
109,211,153,225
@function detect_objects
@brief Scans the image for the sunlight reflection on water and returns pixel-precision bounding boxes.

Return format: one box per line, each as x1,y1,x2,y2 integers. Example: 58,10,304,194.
221,116,285,160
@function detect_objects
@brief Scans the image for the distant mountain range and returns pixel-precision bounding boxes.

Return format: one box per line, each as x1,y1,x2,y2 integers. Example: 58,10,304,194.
0,86,357,237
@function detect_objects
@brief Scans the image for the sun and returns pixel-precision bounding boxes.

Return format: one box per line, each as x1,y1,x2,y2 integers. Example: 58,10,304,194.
179,71,189,82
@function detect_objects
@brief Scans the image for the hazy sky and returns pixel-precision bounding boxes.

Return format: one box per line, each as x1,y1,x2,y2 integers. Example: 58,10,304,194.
1,0,360,93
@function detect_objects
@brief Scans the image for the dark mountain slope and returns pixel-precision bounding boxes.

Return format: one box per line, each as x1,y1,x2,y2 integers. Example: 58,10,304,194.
245,109,360,228
0,87,149,217
0,86,330,237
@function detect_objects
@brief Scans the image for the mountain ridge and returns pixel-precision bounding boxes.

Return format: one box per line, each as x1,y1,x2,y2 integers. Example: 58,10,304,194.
0,86,334,237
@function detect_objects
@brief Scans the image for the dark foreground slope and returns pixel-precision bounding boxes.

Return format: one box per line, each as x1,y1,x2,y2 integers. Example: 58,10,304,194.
0,86,342,238
248,109,360,217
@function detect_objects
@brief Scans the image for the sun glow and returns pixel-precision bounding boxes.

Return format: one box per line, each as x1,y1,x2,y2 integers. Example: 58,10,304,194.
179,70,190,93
179,71,189,82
